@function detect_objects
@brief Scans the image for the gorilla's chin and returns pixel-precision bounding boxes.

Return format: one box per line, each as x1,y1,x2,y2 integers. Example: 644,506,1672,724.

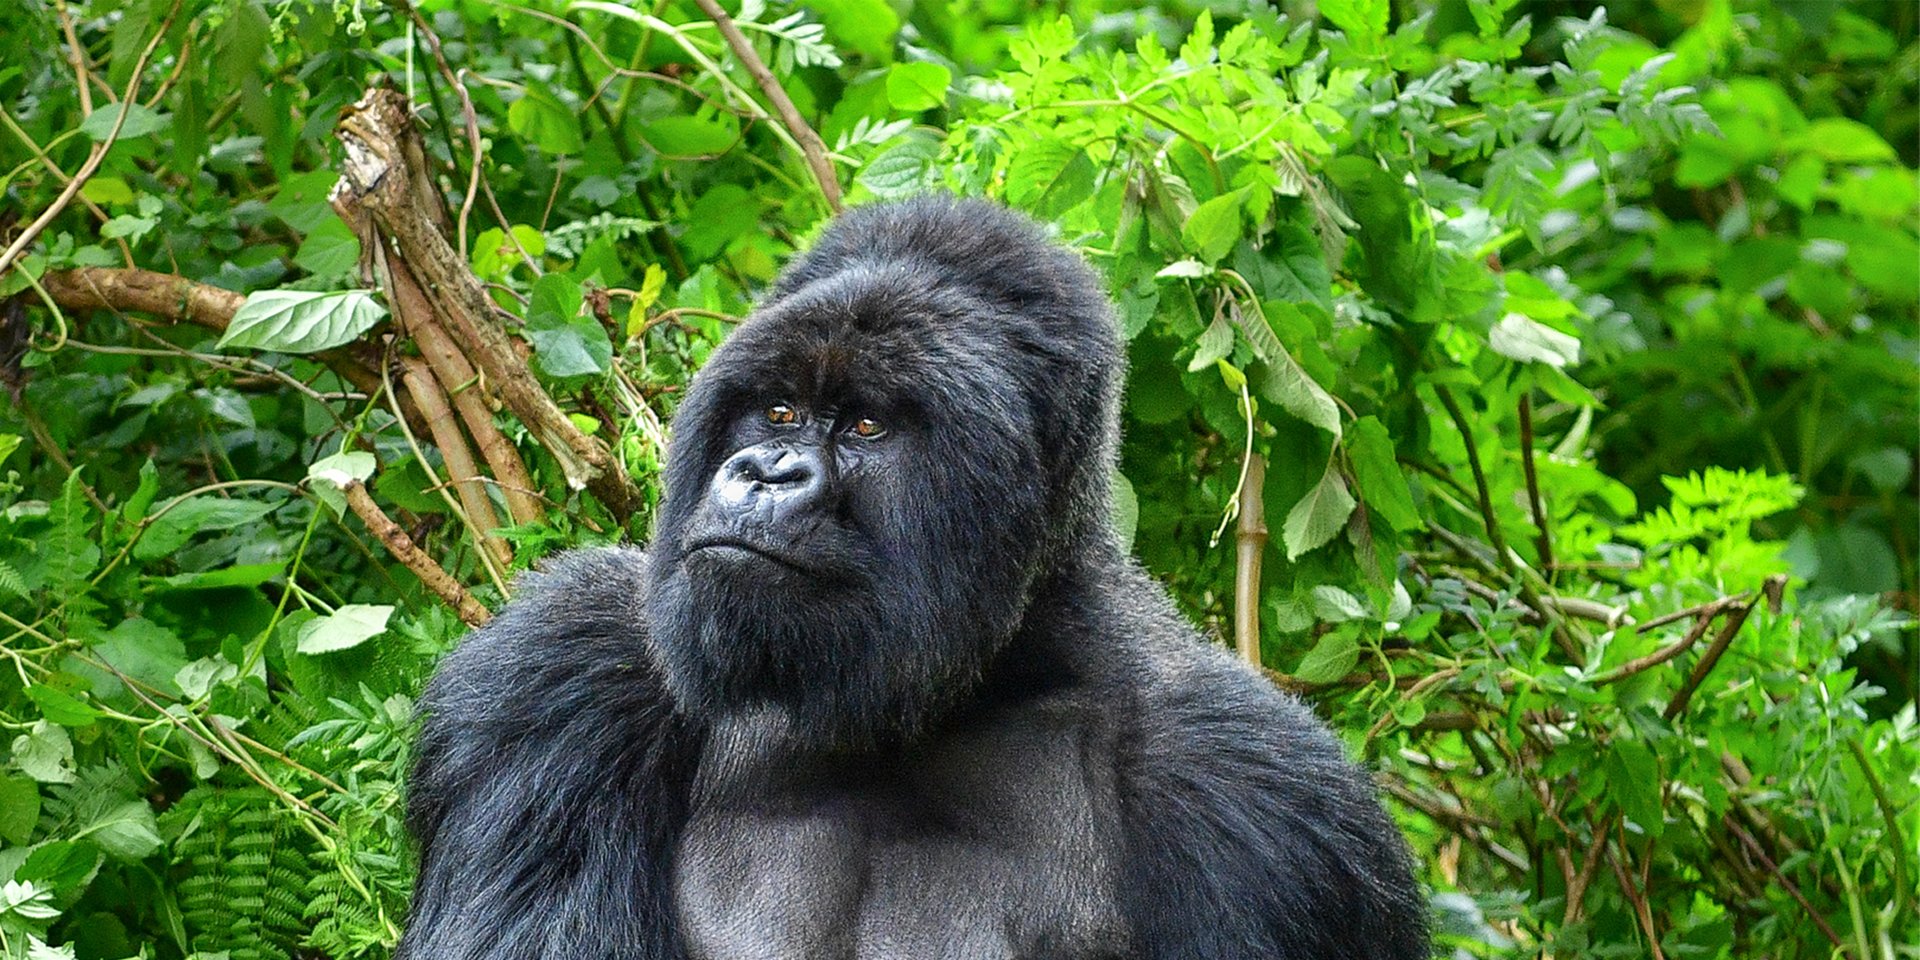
646,554,1000,750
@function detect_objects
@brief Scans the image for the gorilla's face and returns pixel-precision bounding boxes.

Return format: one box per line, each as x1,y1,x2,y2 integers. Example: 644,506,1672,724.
646,199,1121,747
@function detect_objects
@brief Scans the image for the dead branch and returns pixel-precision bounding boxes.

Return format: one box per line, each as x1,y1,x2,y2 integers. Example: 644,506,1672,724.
331,86,643,519
40,266,396,408
398,355,512,569
344,480,492,626
1662,574,1787,719
380,247,544,525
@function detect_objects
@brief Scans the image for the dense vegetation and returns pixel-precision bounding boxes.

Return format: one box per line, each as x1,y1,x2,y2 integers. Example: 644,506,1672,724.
0,0,1912,957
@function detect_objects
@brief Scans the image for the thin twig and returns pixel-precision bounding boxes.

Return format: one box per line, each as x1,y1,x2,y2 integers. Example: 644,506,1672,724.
0,1,179,277
1663,575,1786,719
1725,819,1852,955
1592,596,1742,686
687,0,842,212
1605,847,1667,960
1518,393,1553,570
344,481,492,626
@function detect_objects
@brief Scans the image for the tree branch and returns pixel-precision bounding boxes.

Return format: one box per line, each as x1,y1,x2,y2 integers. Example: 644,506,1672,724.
688,0,843,212
344,480,492,626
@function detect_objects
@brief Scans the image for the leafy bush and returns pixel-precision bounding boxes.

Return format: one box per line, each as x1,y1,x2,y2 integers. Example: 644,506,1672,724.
0,0,1910,957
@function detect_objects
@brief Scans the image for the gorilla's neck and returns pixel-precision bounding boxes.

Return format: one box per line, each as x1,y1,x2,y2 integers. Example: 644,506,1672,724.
654,549,1112,756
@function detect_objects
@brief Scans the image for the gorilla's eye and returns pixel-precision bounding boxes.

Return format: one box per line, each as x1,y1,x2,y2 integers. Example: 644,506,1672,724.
766,403,798,425
849,417,886,439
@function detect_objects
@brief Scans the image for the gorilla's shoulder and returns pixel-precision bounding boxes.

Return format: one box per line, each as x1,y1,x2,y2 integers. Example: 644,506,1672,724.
1113,584,1430,959
418,545,659,728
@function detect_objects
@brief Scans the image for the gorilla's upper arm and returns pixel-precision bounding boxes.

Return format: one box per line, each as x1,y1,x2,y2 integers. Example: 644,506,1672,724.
401,547,699,960
1119,642,1428,960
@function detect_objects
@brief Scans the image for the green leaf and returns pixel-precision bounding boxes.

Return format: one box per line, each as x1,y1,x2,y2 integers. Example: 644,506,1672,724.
1247,308,1341,439
1487,312,1580,368
857,137,940,200
885,62,951,112
24,685,102,728
525,274,609,378
808,0,900,60
1291,630,1360,684
1311,584,1369,622
1348,417,1421,532
266,169,342,234
293,216,361,278
1187,313,1234,372
1319,0,1389,42
1006,140,1095,219
1182,190,1246,264
77,800,163,861
79,102,170,140
1786,118,1896,163
217,289,388,354
296,604,395,654
1605,740,1662,835
508,86,586,155
0,777,39,845
77,618,188,700
1282,464,1356,560
309,450,376,488
8,723,74,784
134,497,277,561
639,114,740,156
45,470,100,591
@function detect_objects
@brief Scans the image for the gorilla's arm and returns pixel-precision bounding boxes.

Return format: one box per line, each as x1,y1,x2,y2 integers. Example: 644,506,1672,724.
399,548,699,960
1119,639,1428,960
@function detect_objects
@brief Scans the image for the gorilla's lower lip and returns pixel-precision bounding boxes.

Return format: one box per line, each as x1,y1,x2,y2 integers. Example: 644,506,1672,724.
686,538,812,572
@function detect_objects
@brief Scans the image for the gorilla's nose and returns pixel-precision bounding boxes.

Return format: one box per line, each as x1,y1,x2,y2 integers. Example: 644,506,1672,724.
713,444,825,517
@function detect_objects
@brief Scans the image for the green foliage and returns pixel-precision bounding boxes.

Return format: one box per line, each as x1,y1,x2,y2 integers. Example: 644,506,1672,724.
0,0,1911,958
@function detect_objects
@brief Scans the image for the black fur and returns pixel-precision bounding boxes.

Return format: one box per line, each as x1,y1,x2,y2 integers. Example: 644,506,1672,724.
400,197,1429,959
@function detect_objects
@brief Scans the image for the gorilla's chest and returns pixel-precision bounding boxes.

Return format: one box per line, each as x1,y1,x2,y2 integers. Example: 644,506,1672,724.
672,706,1130,960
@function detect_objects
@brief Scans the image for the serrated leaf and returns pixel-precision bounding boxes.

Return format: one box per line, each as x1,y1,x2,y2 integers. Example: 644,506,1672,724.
1246,314,1341,438
217,289,387,354
9,723,74,784
857,138,939,199
296,604,395,654
1487,312,1580,368
1348,416,1422,531
886,62,951,112
1006,140,1095,219
1291,630,1360,684
1283,465,1356,560
78,800,162,861
45,471,100,591
1187,313,1235,371
1311,584,1369,622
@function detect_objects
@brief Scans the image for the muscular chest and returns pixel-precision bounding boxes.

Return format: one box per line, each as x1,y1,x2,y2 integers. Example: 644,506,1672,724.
671,708,1130,960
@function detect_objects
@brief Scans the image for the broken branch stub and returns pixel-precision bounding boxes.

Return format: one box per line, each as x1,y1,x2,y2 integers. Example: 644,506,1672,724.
329,86,643,520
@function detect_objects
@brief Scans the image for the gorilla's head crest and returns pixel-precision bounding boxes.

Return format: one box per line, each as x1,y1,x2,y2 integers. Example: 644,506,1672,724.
647,196,1124,746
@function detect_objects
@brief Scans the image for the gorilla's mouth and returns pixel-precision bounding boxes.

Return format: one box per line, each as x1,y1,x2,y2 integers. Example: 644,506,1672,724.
685,536,817,574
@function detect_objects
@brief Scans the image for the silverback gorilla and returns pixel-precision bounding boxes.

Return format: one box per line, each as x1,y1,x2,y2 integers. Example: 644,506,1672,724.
399,197,1428,959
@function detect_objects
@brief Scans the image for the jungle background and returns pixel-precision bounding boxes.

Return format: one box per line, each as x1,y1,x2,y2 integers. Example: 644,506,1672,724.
0,0,1913,956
